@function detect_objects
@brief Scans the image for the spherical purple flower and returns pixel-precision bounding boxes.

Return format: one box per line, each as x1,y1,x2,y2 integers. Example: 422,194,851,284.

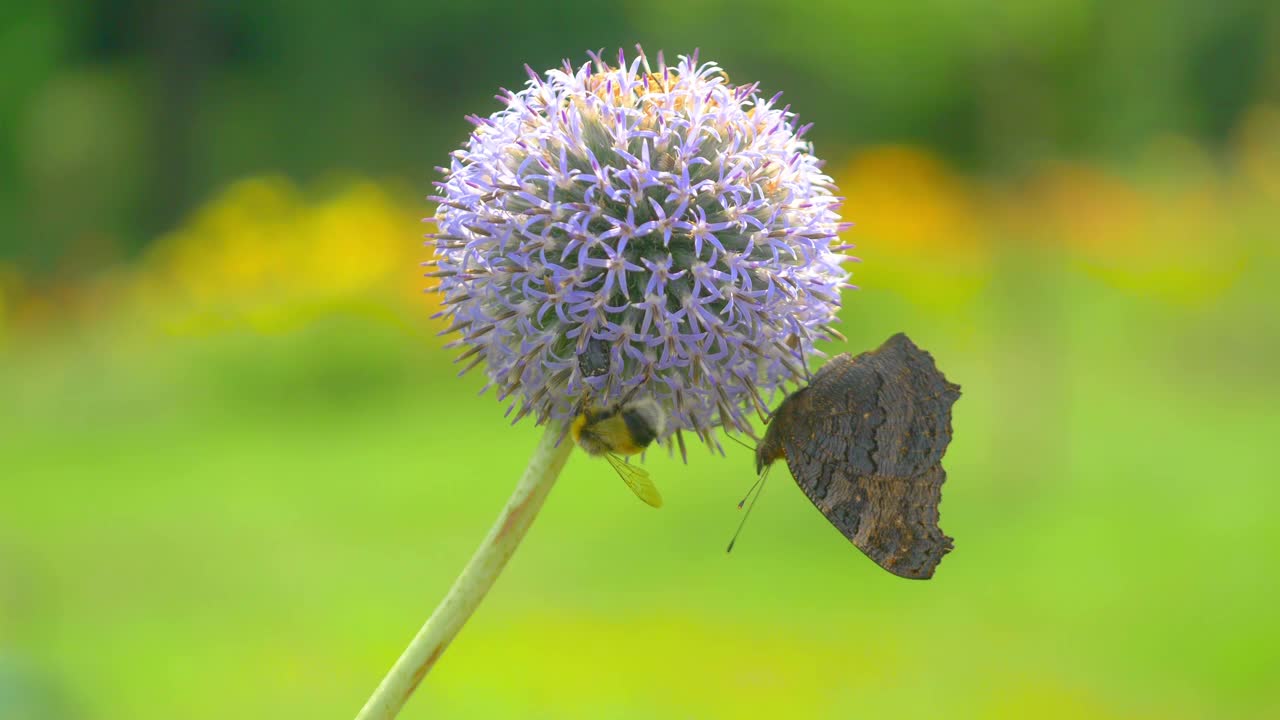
429,47,853,454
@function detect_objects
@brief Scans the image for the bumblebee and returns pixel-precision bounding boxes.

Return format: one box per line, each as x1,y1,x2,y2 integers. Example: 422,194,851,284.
571,394,665,508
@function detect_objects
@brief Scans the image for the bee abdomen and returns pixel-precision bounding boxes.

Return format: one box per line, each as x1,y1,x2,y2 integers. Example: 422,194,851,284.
576,433,610,456
621,407,659,449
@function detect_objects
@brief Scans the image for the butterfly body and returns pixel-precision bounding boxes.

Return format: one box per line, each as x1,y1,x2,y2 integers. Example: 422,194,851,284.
757,333,961,579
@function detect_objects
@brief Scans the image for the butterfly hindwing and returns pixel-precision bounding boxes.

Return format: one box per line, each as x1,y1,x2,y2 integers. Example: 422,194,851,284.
813,467,953,579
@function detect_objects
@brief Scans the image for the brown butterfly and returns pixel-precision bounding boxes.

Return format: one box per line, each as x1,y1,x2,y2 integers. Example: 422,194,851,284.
749,333,961,579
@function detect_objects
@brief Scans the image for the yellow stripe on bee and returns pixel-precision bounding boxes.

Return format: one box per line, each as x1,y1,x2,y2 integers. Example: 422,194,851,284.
570,413,588,443
591,413,645,455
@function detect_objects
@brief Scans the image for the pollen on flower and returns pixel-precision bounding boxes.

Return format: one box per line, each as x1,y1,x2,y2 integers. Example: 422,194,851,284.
428,46,854,455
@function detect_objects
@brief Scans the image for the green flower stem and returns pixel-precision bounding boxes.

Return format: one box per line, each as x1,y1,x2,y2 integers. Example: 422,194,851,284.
354,423,574,720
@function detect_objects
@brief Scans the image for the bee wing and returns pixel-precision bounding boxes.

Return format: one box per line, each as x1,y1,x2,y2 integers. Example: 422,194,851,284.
605,453,663,508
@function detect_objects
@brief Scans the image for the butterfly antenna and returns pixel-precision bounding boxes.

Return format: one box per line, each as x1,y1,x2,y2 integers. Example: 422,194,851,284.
735,471,764,509
723,432,757,453
726,465,771,553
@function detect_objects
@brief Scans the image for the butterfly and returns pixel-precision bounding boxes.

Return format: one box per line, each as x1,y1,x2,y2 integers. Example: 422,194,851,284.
750,333,961,579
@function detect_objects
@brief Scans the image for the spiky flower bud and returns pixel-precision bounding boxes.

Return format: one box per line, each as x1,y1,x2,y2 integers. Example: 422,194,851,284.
430,48,852,453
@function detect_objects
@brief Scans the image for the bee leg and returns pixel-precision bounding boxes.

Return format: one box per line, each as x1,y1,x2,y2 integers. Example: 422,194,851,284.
618,379,644,406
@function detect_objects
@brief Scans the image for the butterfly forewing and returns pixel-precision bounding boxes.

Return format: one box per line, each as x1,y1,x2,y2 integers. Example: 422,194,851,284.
864,334,961,478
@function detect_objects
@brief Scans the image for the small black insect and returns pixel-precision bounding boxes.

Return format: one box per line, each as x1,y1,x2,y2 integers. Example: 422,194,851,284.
578,337,612,378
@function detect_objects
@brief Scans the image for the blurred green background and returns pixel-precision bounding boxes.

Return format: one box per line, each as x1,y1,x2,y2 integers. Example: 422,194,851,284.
2,2,1278,719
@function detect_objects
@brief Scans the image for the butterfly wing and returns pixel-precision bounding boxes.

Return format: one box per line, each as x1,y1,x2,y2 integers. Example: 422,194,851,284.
605,453,663,508
864,333,962,478
779,333,960,579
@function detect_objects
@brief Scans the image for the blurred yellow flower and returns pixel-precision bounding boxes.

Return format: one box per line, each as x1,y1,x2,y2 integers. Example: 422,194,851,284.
1235,105,1280,203
0,263,15,345
834,146,992,308
1232,105,1280,266
109,123,1269,338
1028,146,1245,304
132,177,436,334
1025,162,1149,258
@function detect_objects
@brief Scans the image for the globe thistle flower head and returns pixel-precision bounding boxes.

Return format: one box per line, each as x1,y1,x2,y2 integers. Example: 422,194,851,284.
430,47,854,455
